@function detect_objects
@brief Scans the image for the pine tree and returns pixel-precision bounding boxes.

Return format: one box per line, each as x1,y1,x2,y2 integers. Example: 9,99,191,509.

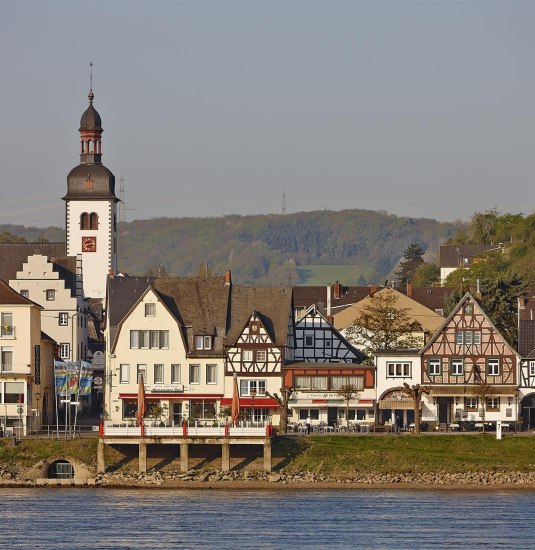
396,242,425,284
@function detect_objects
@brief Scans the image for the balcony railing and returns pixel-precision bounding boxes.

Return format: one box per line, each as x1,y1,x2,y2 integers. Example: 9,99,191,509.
103,421,270,438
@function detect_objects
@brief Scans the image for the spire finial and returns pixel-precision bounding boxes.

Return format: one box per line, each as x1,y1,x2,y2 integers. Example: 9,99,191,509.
88,62,94,104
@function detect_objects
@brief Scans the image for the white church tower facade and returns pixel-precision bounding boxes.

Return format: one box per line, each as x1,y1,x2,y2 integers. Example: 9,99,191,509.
63,88,119,299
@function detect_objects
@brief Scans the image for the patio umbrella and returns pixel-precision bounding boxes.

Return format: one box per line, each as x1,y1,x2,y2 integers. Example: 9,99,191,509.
136,375,146,426
231,373,240,425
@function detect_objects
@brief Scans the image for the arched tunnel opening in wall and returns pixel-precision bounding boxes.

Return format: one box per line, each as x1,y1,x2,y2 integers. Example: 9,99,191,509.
48,460,74,479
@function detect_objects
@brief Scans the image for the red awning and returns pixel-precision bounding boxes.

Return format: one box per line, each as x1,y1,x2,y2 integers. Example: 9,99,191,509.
220,397,279,408
119,393,223,400
312,399,327,403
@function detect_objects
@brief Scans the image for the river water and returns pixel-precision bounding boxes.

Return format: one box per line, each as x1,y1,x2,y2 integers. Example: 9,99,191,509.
2,488,533,549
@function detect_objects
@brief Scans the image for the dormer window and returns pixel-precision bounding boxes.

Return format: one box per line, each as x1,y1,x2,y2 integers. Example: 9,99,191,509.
195,335,212,350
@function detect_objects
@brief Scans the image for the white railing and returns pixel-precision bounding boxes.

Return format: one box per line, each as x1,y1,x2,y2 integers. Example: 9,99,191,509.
103,422,269,437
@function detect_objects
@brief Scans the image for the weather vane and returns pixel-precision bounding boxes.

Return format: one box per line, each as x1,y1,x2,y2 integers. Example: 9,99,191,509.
90,61,93,90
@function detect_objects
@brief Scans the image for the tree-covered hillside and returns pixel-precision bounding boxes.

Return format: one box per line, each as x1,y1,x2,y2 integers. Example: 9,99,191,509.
1,209,458,285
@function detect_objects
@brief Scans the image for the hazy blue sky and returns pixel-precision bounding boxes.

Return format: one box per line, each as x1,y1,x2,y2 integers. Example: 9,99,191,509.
1,0,534,227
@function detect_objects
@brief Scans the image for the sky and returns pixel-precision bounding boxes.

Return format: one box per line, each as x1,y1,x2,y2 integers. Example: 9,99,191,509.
0,0,534,227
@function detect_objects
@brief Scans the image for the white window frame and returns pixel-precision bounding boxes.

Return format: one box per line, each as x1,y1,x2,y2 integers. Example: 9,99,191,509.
0,313,14,338
240,379,266,396
451,358,464,376
46,289,55,301
60,343,70,360
429,358,441,376
195,336,212,350
465,397,477,409
206,364,217,385
473,332,481,345
1,347,13,372
171,364,181,384
487,358,500,376
242,349,253,362
58,312,69,326
189,364,200,384
120,364,130,383
154,364,164,384
386,362,411,378
145,303,156,317
486,397,500,410
256,350,267,362
137,364,147,383
455,332,463,345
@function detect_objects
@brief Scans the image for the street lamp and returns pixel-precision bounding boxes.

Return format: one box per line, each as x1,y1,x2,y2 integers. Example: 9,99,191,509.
34,392,41,437
250,388,257,426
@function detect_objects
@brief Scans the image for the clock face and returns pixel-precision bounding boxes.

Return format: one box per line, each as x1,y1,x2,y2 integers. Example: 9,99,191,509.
82,236,97,253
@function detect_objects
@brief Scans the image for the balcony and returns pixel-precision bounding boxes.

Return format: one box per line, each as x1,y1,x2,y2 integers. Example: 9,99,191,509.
0,326,15,339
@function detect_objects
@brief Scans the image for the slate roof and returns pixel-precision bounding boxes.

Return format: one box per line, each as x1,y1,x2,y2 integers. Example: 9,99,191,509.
518,287,535,322
224,285,293,347
409,287,454,313
438,244,498,268
0,278,41,307
518,320,535,358
64,164,117,201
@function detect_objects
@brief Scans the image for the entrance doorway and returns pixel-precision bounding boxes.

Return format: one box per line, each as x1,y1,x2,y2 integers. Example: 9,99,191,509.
327,407,338,426
520,394,535,429
438,398,452,424
172,402,183,426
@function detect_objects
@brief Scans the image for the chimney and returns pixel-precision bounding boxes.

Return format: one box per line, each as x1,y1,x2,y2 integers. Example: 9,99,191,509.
406,281,413,298
225,270,232,286
369,285,378,295
333,281,342,300
326,285,332,317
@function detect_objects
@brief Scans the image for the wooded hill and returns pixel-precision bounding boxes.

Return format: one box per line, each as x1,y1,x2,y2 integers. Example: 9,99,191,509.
1,209,457,285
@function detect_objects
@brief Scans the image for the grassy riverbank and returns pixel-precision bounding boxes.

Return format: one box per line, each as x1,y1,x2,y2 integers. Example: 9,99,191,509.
1,435,535,481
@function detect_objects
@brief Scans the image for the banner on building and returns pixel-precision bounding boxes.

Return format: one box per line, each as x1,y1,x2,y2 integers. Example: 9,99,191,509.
54,361,93,396
34,345,41,385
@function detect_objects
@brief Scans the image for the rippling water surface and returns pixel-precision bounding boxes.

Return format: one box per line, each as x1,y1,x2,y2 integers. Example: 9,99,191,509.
1,488,533,549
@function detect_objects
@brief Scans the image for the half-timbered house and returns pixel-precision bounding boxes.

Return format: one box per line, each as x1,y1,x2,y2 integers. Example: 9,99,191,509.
222,286,293,425
517,288,535,429
420,293,519,428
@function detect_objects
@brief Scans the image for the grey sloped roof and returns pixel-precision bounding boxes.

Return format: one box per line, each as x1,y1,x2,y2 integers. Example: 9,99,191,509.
438,244,497,268
519,320,535,358
225,285,293,347
64,163,117,201
293,285,369,311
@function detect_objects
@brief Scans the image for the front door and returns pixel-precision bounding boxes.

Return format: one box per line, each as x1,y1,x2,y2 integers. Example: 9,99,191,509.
438,398,451,424
172,402,183,425
327,407,338,426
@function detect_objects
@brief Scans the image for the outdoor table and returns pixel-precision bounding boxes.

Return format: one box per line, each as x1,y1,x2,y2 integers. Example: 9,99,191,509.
360,424,370,433
450,423,460,431
324,426,334,433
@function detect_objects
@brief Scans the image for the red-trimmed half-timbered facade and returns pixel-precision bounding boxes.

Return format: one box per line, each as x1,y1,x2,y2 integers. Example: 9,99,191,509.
420,293,519,427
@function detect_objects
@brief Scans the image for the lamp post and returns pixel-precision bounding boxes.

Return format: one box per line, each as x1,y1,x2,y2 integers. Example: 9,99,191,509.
250,388,257,426
34,392,41,437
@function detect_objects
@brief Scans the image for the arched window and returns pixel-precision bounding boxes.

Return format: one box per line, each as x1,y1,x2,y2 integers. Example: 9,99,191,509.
80,212,89,230
90,213,99,230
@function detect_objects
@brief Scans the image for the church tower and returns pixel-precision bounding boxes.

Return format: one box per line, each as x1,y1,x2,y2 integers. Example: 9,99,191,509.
63,87,119,299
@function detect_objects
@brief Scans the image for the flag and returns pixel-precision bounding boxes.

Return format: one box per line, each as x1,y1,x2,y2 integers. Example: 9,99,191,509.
136,374,146,426
231,373,240,425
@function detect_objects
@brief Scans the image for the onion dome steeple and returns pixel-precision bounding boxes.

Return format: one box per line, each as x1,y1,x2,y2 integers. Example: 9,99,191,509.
79,88,103,164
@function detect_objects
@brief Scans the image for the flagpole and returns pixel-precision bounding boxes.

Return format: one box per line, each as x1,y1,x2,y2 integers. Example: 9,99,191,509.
73,360,82,439
54,363,59,440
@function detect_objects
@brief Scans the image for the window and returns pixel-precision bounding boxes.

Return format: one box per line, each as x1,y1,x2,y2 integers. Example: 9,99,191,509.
20,290,29,299
325,340,332,348
58,312,69,326
347,409,367,421
122,399,137,418
120,364,130,383
487,358,500,376
1,313,13,337
304,333,314,347
294,376,328,390
1,348,13,372
486,397,500,410
46,289,55,301
256,350,267,362
145,303,156,317
529,361,535,376
206,364,217,384
387,362,411,378
456,331,481,345
451,359,464,376
190,400,216,420
465,331,473,345
330,376,364,390
3,382,24,404
240,379,266,396
195,336,212,350
429,358,441,376
171,364,181,384
464,304,473,315
299,409,320,421
242,350,253,362
59,343,70,359
89,212,98,230
80,212,89,230
130,330,169,349
189,364,200,384
465,397,477,410
137,364,146,383
154,364,164,384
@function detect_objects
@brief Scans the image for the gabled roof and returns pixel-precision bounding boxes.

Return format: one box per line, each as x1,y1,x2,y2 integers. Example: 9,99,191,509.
420,292,518,357
408,287,453,312
438,244,498,268
518,319,535,358
0,278,42,307
225,285,293,347
0,243,65,281
293,285,370,311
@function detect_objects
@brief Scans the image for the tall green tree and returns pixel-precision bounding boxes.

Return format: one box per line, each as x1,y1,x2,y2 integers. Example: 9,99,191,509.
396,242,425,284
412,263,440,287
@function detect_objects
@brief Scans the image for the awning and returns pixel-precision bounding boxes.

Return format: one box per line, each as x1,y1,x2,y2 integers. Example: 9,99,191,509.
220,397,279,408
119,393,223,400
379,399,413,410
429,386,517,397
